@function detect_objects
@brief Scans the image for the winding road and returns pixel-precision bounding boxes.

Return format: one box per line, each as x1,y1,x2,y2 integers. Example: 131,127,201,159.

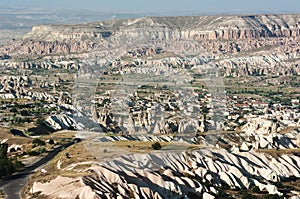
0,142,75,199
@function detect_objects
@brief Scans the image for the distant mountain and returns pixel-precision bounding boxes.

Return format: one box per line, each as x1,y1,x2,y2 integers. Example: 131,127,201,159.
1,14,300,55
0,14,299,77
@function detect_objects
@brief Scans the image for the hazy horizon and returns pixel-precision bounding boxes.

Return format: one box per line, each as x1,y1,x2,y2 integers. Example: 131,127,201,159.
1,0,300,16
0,0,300,45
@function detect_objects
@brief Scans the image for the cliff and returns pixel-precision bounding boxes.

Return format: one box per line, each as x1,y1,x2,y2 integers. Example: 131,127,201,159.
1,14,300,56
0,14,300,78
22,15,300,41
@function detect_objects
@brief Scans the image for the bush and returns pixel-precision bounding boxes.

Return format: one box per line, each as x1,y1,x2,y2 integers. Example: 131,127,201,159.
20,110,29,116
14,160,24,169
48,139,55,145
10,107,18,113
65,152,70,158
32,138,46,146
151,142,162,150
264,195,284,199
27,151,39,156
38,147,47,154
67,126,75,130
215,187,230,198
35,118,44,125
242,192,257,199
252,186,261,193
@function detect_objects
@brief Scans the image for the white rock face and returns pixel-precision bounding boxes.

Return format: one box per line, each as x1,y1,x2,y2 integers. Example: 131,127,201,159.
44,104,103,131
31,147,300,198
32,176,97,199
7,144,22,152
0,75,58,101
240,142,250,151
45,114,76,130
203,192,215,199
240,117,300,150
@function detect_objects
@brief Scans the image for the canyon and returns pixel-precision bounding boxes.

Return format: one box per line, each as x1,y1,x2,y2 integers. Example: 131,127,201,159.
0,14,300,199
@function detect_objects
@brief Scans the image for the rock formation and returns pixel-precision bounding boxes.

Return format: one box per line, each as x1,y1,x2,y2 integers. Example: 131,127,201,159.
31,147,300,198
1,14,300,78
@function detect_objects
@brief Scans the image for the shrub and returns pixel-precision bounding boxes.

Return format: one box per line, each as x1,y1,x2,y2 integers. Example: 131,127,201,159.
38,147,47,154
35,118,44,125
14,160,25,169
215,187,230,198
264,195,284,199
48,139,55,145
20,110,29,116
67,126,75,130
10,107,17,113
65,152,70,158
151,142,162,150
242,192,257,199
252,186,260,193
27,151,39,156
32,138,46,146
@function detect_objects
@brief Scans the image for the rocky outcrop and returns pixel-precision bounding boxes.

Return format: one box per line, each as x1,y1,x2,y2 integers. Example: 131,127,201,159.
24,15,300,41
218,54,300,77
0,59,80,70
1,14,300,56
0,75,59,101
0,14,300,79
31,148,300,198
2,40,98,56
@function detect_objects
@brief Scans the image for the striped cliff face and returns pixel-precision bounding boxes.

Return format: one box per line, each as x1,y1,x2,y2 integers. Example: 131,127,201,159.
30,147,300,198
2,14,300,56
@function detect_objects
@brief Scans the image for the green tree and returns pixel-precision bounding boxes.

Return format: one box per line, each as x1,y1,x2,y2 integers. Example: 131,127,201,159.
0,143,8,159
38,147,47,154
0,158,15,177
14,160,24,169
0,143,18,177
35,118,44,125
10,107,17,113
